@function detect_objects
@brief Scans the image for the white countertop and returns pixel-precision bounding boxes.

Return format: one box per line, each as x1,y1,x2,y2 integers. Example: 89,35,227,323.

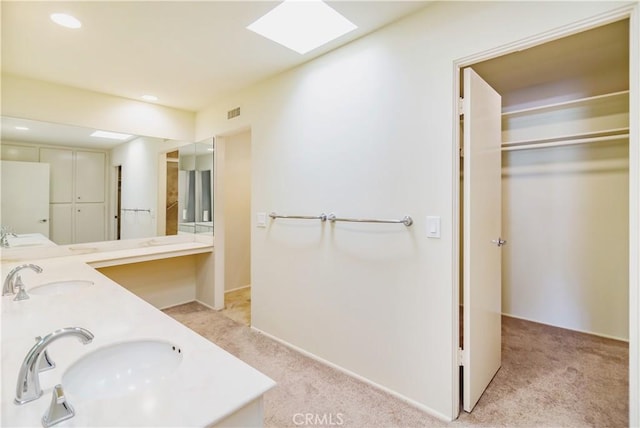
1,240,275,427
6,233,57,249
0,235,214,264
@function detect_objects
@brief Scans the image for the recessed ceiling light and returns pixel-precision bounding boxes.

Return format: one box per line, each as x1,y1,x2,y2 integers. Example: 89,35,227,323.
50,13,82,29
15,126,29,131
247,0,357,55
91,130,132,140
141,95,158,102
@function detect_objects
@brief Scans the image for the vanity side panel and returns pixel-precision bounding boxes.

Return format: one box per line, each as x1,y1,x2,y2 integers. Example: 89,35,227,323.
195,251,218,309
97,255,196,309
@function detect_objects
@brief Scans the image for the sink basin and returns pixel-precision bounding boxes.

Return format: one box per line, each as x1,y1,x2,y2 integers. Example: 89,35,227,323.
62,340,183,400
29,280,94,296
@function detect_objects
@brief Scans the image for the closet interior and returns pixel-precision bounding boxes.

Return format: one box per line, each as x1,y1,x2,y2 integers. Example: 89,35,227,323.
460,17,630,410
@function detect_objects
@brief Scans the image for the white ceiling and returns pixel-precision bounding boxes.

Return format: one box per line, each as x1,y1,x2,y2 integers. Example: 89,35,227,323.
471,19,629,109
2,1,431,112
4,2,627,149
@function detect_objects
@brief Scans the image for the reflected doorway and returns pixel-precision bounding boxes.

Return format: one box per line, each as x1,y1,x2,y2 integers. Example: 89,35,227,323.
116,165,122,240
165,150,179,235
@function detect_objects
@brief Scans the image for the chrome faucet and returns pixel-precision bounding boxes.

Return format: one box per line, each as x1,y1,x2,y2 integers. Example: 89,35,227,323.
2,264,43,299
0,226,17,247
15,327,94,404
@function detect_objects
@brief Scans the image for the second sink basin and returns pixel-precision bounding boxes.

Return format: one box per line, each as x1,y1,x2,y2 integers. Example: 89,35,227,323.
29,280,94,296
62,340,183,400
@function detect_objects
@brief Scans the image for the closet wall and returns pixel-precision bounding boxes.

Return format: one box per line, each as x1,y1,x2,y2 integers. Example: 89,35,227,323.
223,131,251,292
474,19,630,340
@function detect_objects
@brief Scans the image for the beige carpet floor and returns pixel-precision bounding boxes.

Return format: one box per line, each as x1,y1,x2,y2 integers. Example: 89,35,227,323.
163,303,628,428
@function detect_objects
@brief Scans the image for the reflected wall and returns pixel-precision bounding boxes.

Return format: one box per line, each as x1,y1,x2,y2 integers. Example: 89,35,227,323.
178,142,214,234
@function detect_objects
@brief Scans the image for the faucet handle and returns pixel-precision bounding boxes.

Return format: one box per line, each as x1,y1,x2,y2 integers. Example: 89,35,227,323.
13,276,30,301
34,337,56,372
42,384,75,427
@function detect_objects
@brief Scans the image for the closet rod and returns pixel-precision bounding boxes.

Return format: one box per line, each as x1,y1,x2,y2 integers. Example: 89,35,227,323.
501,133,629,152
269,212,327,221
327,213,413,227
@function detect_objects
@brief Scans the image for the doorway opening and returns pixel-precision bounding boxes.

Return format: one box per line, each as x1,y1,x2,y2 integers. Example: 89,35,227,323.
115,165,122,240
165,150,179,235
217,129,253,326
457,18,631,421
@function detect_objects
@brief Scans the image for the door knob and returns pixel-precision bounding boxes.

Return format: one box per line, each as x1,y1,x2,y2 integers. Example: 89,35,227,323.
38,219,48,223
491,237,507,247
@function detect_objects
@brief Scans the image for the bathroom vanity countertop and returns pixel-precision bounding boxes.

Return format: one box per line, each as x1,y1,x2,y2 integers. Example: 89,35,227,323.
1,248,275,426
0,235,214,265
6,233,57,249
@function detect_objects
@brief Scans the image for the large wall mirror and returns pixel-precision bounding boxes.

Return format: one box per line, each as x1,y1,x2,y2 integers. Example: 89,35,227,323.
0,116,214,248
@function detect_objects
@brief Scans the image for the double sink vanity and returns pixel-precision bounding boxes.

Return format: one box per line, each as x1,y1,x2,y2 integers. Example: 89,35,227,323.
1,235,275,427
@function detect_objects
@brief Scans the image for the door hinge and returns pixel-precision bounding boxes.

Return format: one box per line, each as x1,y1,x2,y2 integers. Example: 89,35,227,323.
458,348,466,367
458,97,465,116
459,147,464,158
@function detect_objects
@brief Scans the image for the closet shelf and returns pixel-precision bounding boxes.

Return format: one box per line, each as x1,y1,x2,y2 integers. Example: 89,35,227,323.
501,90,629,117
502,128,629,152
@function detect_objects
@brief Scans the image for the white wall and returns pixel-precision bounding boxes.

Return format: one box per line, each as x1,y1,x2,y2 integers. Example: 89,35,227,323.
502,141,629,340
1,74,195,142
0,142,39,162
110,137,189,239
111,137,158,239
224,131,251,291
195,1,635,420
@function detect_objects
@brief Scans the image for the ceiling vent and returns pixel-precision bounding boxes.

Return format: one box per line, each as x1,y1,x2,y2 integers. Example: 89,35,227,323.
227,107,241,119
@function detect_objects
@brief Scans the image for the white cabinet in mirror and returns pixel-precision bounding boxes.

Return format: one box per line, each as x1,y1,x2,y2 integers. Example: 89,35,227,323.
0,116,215,251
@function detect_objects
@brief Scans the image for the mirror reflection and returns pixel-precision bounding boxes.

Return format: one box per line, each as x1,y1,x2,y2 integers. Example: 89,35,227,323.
0,116,214,248
176,142,214,235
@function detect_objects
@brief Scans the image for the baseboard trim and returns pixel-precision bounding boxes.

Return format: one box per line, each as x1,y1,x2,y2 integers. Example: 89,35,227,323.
158,298,197,311
502,313,629,343
195,299,219,311
250,325,453,423
225,284,251,294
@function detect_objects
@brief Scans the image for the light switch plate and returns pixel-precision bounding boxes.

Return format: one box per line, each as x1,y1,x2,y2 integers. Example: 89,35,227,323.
426,216,440,238
256,212,267,228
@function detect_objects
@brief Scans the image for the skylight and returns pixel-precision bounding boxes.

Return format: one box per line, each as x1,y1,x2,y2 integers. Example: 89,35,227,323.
50,13,82,29
91,130,132,140
247,0,357,55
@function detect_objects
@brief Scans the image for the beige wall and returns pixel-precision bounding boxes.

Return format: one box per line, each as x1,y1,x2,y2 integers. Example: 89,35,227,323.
1,74,195,142
97,256,196,309
223,131,252,292
0,141,39,162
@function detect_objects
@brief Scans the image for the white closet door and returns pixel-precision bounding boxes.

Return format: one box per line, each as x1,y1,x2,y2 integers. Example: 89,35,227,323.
40,148,74,203
462,68,503,412
0,160,50,236
76,151,105,202
50,204,73,245
75,203,105,243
